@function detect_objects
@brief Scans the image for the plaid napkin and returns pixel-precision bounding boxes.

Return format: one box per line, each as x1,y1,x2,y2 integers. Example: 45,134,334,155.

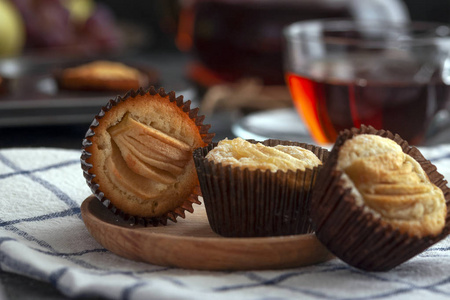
1,146,450,300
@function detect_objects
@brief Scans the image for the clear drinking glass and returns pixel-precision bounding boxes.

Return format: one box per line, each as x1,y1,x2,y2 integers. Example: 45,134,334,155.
283,19,450,145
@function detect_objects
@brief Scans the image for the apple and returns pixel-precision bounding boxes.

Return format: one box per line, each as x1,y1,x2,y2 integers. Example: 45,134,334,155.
0,0,25,57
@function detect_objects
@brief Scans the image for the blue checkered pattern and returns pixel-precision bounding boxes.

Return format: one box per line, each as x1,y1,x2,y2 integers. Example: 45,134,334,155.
1,147,450,300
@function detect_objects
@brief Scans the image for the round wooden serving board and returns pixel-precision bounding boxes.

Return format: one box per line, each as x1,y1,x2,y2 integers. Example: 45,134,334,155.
81,195,333,270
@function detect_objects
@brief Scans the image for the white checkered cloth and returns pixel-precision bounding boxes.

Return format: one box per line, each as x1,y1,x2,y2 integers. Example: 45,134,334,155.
1,147,450,300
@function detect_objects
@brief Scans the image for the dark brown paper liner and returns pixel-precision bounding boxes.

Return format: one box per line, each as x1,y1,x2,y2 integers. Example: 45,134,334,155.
310,125,450,271
81,86,215,226
194,139,330,237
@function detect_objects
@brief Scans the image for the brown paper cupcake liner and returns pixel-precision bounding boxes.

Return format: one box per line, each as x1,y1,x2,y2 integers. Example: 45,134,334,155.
310,125,450,271
194,139,330,237
81,86,214,226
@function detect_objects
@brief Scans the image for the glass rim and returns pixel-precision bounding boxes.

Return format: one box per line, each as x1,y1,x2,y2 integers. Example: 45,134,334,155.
283,18,450,45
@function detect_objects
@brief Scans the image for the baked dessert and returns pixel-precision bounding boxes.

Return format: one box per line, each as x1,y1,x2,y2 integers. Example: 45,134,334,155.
81,87,214,225
194,137,329,237
206,137,322,172
310,125,450,271
338,134,446,237
56,60,156,92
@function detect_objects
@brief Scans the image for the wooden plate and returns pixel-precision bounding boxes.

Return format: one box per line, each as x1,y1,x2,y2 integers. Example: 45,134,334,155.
81,195,333,270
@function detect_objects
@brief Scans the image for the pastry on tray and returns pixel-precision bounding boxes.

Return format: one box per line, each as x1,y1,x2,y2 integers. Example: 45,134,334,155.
81,86,214,225
56,60,158,92
310,125,450,271
193,137,329,237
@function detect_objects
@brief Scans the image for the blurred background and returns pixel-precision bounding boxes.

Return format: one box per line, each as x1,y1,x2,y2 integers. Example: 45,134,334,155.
0,0,449,149
1,1,450,297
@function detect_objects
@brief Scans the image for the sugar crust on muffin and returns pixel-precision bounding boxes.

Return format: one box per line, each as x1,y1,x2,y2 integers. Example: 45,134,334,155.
83,89,209,218
206,137,322,172
194,138,328,237
337,134,446,238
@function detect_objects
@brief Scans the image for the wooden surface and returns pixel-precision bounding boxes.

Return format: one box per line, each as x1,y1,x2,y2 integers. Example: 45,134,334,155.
81,195,333,270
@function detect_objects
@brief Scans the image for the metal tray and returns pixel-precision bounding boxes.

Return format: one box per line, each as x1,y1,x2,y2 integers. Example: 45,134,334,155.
0,54,194,128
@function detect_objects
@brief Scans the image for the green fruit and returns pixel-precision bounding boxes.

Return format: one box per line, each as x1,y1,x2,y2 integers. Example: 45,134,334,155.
0,0,25,57
63,0,95,24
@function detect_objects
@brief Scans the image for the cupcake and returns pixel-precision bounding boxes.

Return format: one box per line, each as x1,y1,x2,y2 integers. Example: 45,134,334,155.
310,125,450,271
81,86,214,225
193,137,329,237
56,60,158,92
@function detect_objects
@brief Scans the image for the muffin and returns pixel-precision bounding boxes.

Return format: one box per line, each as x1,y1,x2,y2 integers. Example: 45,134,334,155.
193,137,329,237
310,125,450,271
81,86,214,225
56,60,158,92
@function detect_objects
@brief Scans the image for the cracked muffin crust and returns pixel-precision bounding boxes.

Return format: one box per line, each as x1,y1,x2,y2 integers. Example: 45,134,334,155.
337,134,446,238
81,87,214,224
194,138,329,237
310,125,450,271
206,137,322,173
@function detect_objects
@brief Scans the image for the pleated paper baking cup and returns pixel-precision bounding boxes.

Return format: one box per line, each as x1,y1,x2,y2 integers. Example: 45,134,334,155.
310,125,450,271
81,86,215,226
194,139,329,237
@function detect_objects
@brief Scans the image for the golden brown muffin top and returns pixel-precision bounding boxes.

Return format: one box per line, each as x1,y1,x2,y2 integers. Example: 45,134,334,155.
84,90,209,218
337,134,446,238
206,137,322,172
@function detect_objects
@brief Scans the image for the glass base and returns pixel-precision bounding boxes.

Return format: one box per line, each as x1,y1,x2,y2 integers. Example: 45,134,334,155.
232,108,315,144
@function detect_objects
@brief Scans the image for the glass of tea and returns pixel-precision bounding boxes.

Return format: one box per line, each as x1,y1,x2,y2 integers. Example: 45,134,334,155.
283,19,450,145
176,0,409,87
